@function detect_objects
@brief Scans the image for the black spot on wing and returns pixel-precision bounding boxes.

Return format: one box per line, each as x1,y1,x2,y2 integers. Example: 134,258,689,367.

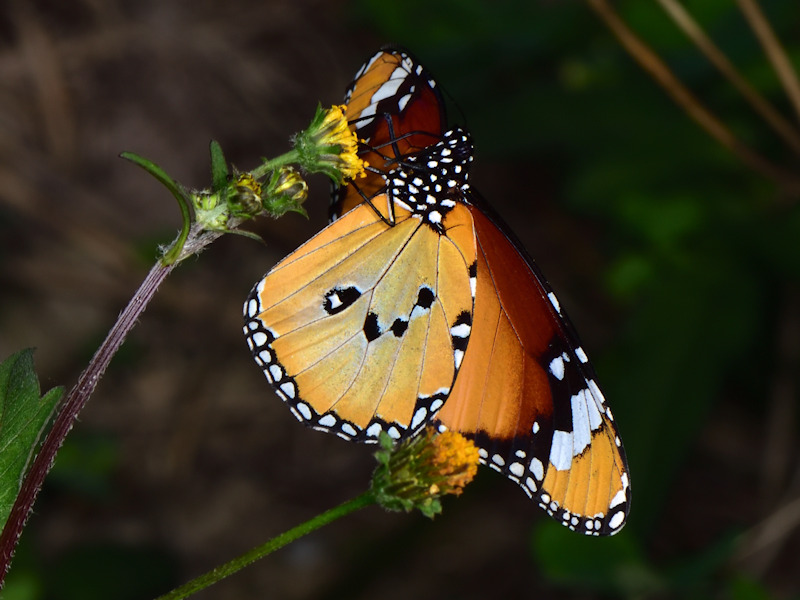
415,287,435,310
363,312,381,342
323,286,362,315
390,317,409,337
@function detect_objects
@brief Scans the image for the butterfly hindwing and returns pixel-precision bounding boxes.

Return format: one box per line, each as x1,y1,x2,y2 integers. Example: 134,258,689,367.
333,47,446,220
245,184,477,442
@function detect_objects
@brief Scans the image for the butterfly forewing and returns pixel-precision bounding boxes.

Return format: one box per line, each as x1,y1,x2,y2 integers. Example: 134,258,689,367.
434,199,630,535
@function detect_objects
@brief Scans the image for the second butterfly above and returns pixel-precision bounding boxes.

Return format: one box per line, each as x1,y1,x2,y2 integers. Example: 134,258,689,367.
244,47,630,536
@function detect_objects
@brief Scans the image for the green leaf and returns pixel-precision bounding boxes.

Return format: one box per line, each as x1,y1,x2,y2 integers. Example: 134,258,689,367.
209,140,230,192
0,349,63,531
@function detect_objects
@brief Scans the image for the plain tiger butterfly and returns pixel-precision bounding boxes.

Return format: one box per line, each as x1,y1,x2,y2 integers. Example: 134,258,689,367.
244,47,630,535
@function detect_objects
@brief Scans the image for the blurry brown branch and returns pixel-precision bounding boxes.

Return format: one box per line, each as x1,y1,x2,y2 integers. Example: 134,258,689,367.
656,0,800,156
737,0,800,123
585,0,800,196
735,490,800,576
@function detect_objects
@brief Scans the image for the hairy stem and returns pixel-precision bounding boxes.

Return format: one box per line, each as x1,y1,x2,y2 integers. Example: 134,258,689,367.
0,223,221,581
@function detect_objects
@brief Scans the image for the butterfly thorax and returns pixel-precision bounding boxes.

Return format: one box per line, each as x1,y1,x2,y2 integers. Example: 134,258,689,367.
387,127,474,233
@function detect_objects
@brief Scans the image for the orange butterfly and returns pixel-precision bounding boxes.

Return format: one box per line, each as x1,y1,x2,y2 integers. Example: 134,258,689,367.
245,47,630,535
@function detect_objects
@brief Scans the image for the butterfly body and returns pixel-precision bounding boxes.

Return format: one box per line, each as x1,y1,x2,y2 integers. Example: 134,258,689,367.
245,47,630,535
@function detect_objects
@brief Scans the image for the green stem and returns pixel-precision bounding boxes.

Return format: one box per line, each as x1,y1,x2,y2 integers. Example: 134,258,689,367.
155,490,377,600
250,149,301,180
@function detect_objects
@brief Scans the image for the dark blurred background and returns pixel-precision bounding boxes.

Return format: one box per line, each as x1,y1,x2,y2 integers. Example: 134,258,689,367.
1,0,799,598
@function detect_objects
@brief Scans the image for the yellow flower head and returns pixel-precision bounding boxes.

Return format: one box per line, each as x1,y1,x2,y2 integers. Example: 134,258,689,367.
371,427,480,518
295,104,367,183
429,430,480,496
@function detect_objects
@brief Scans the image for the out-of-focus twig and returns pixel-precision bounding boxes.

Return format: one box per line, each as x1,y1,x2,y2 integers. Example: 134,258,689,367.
735,491,800,575
657,0,800,156
736,0,800,124
584,0,800,195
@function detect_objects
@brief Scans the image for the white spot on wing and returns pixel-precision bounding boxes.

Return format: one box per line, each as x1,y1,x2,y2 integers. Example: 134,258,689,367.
454,349,464,369
411,407,428,430
588,379,606,406
547,292,561,314
318,414,337,427
295,402,312,421
571,390,592,456
450,323,471,339
530,457,544,481
341,423,358,437
549,430,573,471
397,93,412,112
371,71,405,104
549,356,565,380
586,387,603,430
328,292,342,310
608,511,626,530
247,298,258,317
575,347,589,363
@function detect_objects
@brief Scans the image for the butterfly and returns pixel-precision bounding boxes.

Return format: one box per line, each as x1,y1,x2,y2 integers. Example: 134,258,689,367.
244,47,630,535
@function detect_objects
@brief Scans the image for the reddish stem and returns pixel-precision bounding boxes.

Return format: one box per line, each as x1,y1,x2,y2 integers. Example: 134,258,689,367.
0,258,176,581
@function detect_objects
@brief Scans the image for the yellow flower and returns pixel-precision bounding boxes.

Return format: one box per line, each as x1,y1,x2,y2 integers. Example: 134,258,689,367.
429,430,480,496
294,104,367,183
371,427,480,518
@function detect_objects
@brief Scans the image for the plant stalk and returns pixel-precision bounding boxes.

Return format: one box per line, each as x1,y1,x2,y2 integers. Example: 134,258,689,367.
0,224,221,581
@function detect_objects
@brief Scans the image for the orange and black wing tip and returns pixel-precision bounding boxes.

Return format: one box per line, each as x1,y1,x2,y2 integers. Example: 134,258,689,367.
436,327,630,535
